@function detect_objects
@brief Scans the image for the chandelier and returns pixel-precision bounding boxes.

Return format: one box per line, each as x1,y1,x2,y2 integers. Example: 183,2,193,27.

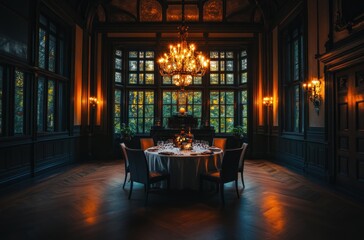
158,2,209,89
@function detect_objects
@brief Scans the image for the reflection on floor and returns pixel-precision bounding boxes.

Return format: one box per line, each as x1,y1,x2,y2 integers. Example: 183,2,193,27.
0,160,363,239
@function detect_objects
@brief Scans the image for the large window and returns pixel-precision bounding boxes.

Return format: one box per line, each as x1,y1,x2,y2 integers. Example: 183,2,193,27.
38,14,65,75
128,51,154,84
209,51,234,85
162,90,202,127
128,90,154,133
282,19,304,133
210,91,235,133
112,47,249,136
36,13,68,133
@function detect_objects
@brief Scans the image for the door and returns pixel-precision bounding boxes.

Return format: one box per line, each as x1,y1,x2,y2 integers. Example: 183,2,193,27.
336,64,364,191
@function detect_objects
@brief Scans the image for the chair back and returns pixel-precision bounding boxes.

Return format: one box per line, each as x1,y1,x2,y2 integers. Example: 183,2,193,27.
120,143,129,167
220,147,244,182
140,138,155,151
238,143,248,169
124,146,149,184
212,138,227,151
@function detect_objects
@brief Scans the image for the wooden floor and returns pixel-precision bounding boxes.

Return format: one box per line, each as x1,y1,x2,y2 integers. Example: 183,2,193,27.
0,159,363,240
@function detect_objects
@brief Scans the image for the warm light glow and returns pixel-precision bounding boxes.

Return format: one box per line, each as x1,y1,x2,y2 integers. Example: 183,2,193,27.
158,25,209,89
262,194,285,233
179,107,186,115
263,96,273,107
89,97,99,108
303,78,322,114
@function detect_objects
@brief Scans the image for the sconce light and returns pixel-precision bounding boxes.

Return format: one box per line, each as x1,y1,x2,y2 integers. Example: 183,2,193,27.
263,96,273,107
89,97,99,108
303,79,322,114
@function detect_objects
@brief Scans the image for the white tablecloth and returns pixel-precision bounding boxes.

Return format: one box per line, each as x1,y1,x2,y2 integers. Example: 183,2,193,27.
145,148,223,190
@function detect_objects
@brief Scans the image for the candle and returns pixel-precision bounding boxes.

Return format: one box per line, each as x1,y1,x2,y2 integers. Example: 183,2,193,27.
179,107,186,115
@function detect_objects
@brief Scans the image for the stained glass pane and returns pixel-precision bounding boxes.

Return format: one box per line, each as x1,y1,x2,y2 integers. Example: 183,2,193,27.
220,61,225,71
226,52,234,58
220,74,225,84
210,61,218,71
115,50,122,57
241,50,247,57
129,61,137,71
163,76,172,84
226,61,233,71
139,51,144,58
115,58,122,70
241,72,247,83
129,73,137,84
138,73,144,84
145,74,154,84
47,80,55,131
226,74,234,84
115,72,122,83
14,70,24,134
210,51,218,58
146,51,154,58
48,35,56,72
37,78,45,131
145,61,154,71
210,73,218,84
220,52,225,58
193,77,202,84
59,40,64,75
226,92,234,103
139,60,144,70
38,28,46,69
129,51,137,58
163,92,171,103
114,89,121,133
241,59,247,70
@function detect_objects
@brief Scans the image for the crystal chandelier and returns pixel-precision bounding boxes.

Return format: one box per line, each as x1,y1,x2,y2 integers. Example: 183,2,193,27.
158,2,209,89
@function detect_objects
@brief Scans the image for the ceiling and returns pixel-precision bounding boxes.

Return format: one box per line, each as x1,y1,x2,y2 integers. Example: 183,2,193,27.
62,0,290,27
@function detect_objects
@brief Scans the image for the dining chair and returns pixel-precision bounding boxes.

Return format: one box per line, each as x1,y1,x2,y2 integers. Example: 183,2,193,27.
120,143,130,189
140,138,155,151
124,145,170,205
200,146,244,205
239,143,248,188
212,138,227,151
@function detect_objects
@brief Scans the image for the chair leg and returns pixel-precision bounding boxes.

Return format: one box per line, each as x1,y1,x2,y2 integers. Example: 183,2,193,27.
241,171,245,188
128,181,133,200
123,172,128,189
235,180,240,199
220,183,225,205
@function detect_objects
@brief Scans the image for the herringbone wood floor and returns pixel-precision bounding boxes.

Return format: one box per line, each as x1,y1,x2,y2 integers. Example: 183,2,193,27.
0,160,363,240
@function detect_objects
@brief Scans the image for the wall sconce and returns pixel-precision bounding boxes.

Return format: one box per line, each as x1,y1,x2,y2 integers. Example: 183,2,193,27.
89,97,99,108
263,96,273,107
303,79,322,114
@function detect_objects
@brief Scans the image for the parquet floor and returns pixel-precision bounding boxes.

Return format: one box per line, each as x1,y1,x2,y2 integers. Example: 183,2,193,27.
0,160,363,240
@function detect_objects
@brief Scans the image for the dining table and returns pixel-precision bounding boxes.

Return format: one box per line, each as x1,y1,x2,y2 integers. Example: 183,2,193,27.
144,146,223,190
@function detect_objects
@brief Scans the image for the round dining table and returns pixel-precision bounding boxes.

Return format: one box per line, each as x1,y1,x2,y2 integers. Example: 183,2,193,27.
144,147,223,190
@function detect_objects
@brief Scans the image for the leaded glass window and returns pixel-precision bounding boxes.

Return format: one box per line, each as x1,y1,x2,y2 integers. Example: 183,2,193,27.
114,89,122,133
38,14,65,75
162,90,202,127
14,70,24,134
128,51,154,84
282,19,304,133
209,51,234,85
210,91,234,133
47,80,55,131
241,90,248,134
128,90,154,133
37,77,45,131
